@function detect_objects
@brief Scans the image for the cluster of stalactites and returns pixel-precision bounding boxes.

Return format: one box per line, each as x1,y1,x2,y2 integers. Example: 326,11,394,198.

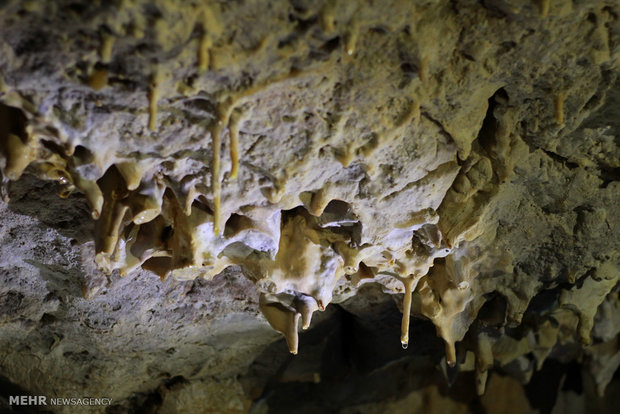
0,106,481,366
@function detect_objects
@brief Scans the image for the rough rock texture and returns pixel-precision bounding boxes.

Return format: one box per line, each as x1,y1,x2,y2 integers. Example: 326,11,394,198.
0,0,619,412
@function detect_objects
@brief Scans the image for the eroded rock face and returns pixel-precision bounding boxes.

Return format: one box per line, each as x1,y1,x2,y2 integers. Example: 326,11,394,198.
0,0,619,412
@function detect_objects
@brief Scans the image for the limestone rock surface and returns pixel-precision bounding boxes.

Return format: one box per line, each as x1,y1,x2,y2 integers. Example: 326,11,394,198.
0,0,619,412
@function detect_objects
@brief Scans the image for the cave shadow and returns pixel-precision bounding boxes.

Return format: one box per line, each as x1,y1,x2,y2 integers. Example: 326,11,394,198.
240,285,483,414
0,373,54,414
241,286,620,414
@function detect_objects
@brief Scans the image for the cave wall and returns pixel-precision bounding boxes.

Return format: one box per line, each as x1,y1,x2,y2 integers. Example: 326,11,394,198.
0,0,619,413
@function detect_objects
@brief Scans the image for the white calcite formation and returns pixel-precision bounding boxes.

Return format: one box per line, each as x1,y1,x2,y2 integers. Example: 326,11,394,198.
0,0,619,409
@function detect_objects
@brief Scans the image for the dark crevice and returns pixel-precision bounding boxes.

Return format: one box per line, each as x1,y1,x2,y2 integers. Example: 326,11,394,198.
477,97,500,154
476,292,508,328
475,87,510,158
0,103,28,142
320,36,340,53
599,166,620,188
288,13,317,34
562,361,583,394
542,149,579,170
525,359,570,414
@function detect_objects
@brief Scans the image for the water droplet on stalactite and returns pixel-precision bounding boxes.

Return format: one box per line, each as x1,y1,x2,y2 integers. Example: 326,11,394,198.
401,341,408,350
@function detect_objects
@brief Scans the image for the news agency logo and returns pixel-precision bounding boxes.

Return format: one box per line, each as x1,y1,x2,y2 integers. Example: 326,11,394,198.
9,396,47,406
9,396,113,406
